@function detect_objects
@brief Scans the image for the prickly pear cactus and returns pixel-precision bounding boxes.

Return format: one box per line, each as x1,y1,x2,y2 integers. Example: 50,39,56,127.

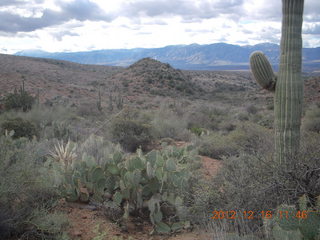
250,0,304,164
269,196,320,240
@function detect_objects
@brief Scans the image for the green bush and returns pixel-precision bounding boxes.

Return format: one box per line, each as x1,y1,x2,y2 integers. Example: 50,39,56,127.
187,105,229,131
0,135,65,239
110,117,153,152
196,123,272,159
1,117,38,139
208,132,320,236
0,105,80,141
151,105,190,141
4,91,35,112
246,105,258,114
190,126,207,136
302,105,320,133
197,132,238,159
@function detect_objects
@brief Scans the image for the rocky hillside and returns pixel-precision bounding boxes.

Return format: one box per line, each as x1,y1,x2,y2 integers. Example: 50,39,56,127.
109,58,199,97
0,53,120,105
0,54,318,110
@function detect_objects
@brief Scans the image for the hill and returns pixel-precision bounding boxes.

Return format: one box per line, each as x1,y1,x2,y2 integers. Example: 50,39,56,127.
0,54,318,111
109,58,198,97
0,53,121,105
15,42,320,72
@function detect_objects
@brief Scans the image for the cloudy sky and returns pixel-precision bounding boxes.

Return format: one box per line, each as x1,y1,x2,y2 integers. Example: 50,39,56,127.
0,0,319,54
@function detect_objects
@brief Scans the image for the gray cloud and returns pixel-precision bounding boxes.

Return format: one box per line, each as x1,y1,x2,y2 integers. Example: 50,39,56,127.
144,20,168,25
304,0,320,22
51,30,80,41
255,26,280,44
304,23,320,34
0,0,113,33
254,0,320,23
0,0,29,7
121,0,244,21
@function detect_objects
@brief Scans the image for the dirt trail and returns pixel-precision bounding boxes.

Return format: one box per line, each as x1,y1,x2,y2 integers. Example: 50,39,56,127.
201,156,222,179
61,202,212,240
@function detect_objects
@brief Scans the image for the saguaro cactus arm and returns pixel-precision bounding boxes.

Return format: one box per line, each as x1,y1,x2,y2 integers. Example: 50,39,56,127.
250,51,277,91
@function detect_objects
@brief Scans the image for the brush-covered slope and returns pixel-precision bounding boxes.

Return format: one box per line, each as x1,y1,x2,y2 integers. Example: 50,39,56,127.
110,58,199,96
0,53,120,104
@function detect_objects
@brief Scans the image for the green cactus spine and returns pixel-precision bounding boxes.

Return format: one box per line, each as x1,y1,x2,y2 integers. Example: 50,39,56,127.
250,0,304,164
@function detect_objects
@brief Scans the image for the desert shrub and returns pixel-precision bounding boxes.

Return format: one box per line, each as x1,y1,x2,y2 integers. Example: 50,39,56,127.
0,135,65,239
187,105,229,131
302,105,320,133
0,105,79,141
208,131,320,236
22,105,76,127
219,122,236,132
1,117,38,139
196,123,272,159
190,126,208,136
246,104,258,114
77,134,123,165
151,105,190,141
22,209,68,240
196,132,238,159
266,102,274,110
227,123,273,155
4,90,35,112
237,112,249,121
77,102,102,117
110,117,153,152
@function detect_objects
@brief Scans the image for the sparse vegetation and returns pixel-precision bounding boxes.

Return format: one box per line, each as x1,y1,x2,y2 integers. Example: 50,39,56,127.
303,105,320,133
1,117,38,139
0,52,319,239
4,83,35,112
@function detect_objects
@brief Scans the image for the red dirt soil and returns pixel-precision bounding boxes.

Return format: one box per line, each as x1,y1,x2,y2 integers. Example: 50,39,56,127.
60,201,212,240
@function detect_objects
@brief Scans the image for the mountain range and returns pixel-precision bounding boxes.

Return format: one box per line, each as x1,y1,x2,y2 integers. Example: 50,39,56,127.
15,43,320,72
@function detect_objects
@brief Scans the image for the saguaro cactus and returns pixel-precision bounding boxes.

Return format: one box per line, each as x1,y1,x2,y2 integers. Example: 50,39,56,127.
250,0,304,164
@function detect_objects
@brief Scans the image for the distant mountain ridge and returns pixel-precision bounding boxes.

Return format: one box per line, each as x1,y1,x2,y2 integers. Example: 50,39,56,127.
15,43,320,72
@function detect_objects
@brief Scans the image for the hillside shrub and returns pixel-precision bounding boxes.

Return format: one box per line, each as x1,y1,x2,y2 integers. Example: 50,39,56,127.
187,105,229,131
246,104,258,114
208,131,320,236
110,117,153,152
197,133,238,159
4,90,35,112
0,135,66,239
1,117,38,139
151,106,190,141
196,123,272,159
302,105,320,133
